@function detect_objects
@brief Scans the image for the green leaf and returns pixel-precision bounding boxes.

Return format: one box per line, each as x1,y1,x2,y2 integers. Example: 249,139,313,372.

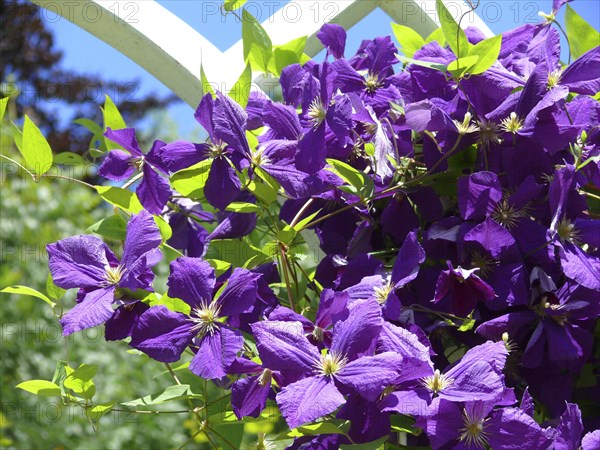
16,380,61,397
467,34,502,75
87,215,128,240
286,421,350,438
391,23,425,59
398,56,447,73
121,384,203,407
325,158,374,199
340,436,389,449
458,315,476,331
64,364,97,399
170,160,212,198
270,36,308,75
149,293,191,315
242,9,272,73
102,95,127,149
200,63,215,97
11,122,23,151
206,259,232,275
447,55,479,79
229,63,252,108
565,4,600,60
45,274,65,301
86,402,115,420
290,209,322,231
53,152,85,165
436,0,470,58
51,360,70,395
207,238,269,269
95,185,143,213
1,285,56,308
154,215,172,241
225,202,259,213
0,96,9,121
425,27,446,46
21,115,53,176
223,0,247,11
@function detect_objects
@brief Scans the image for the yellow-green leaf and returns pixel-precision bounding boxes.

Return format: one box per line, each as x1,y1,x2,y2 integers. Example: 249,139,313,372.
21,116,53,176
391,23,425,59
468,34,502,75
565,4,600,60
229,62,252,108
436,0,470,58
16,380,61,397
102,95,127,149
95,185,143,213
0,96,9,121
1,285,56,308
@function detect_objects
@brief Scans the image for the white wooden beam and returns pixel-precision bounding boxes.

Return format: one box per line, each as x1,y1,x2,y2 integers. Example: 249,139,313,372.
30,0,494,109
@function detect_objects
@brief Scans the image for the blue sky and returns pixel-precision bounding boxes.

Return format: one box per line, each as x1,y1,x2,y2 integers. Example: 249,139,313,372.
46,0,599,138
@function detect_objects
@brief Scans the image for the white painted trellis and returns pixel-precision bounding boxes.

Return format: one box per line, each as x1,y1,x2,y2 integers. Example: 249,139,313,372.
31,0,493,108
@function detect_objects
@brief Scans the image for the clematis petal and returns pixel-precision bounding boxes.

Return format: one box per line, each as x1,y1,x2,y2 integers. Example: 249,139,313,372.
232,374,271,419
457,171,503,221
60,287,115,335
47,235,115,289
120,211,162,283
105,301,149,341
98,150,135,181
190,326,244,379
276,376,345,429
391,231,426,288
296,125,327,174
167,257,216,308
337,352,404,401
136,164,171,215
130,305,195,362
251,321,320,376
317,23,346,59
104,128,143,156
216,268,261,317
213,91,249,154
330,298,382,360
204,157,242,210
156,141,207,172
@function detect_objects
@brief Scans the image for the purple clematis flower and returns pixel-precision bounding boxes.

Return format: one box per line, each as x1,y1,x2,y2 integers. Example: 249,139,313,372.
156,92,247,210
416,399,551,450
251,298,407,428
99,128,171,215
47,211,162,335
129,257,260,379
433,261,496,317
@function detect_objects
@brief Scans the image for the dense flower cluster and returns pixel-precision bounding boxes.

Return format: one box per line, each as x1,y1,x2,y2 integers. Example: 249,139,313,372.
45,2,599,448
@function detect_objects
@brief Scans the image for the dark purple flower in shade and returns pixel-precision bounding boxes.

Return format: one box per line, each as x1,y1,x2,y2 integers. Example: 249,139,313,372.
433,261,496,317
251,299,407,428
99,128,171,215
457,171,503,221
165,199,213,257
463,217,529,309
46,211,162,335
476,270,600,375
129,257,260,379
